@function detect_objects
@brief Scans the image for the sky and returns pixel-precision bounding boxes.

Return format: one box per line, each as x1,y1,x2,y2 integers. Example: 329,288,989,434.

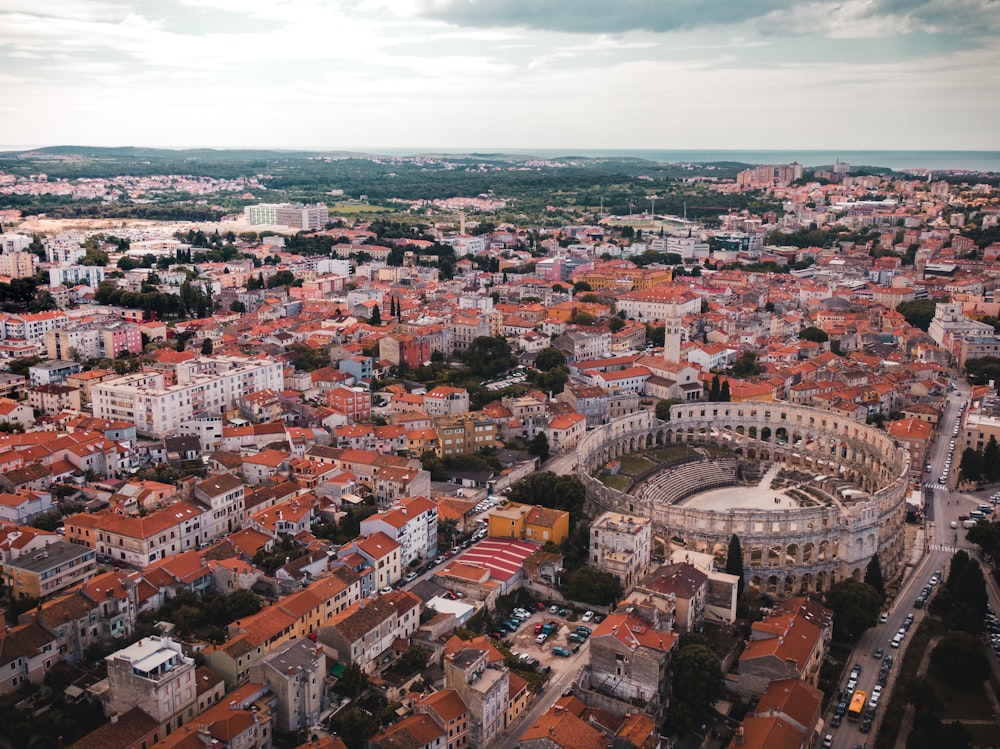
1,0,999,152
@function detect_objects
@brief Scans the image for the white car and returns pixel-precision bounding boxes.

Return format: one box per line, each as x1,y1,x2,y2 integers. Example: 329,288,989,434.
379,586,393,594
404,571,417,582
581,610,595,622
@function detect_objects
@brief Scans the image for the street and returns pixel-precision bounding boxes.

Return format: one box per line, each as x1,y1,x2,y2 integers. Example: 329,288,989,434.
828,383,977,749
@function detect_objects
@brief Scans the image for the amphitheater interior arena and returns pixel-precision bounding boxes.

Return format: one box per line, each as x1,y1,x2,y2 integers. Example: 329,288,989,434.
576,402,910,597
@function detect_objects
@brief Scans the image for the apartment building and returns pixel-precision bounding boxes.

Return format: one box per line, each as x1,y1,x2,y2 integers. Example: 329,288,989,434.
435,414,497,457
0,311,69,343
105,636,197,735
444,648,508,749
244,202,329,230
1,540,96,600
193,473,247,540
65,501,206,566
0,251,37,279
327,386,371,423
360,495,438,565
91,356,284,437
319,589,421,673
48,264,106,288
248,638,326,732
422,386,470,417
45,320,143,361
487,503,570,545
589,511,652,595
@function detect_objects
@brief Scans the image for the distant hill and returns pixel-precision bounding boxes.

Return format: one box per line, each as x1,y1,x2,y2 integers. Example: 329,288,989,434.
0,145,365,161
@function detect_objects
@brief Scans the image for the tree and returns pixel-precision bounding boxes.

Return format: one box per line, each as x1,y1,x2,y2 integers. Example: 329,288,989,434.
824,579,881,642
708,375,721,402
725,534,745,598
930,631,990,686
655,398,680,420
369,304,382,325
864,555,886,601
200,338,213,356
329,706,377,749
80,246,109,266
897,298,940,331
337,662,369,697
799,326,829,343
229,300,246,313
528,432,550,461
960,447,984,483
608,316,625,333
566,566,622,606
720,380,731,401
568,311,595,326
535,347,567,371
984,436,1000,482
670,644,723,715
573,280,592,294
401,644,429,673
731,350,761,377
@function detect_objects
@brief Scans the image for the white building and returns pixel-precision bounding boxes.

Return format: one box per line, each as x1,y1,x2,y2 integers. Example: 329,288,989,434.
92,355,284,437
589,511,652,595
0,233,32,254
244,202,329,230
0,311,69,343
360,495,438,565
0,251,37,279
48,264,106,288
105,636,197,734
193,473,247,541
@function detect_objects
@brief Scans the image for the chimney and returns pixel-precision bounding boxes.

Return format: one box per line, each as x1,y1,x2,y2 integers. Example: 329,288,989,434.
110,713,119,725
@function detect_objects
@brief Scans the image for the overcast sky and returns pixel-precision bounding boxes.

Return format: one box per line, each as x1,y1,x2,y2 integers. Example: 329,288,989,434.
2,0,998,151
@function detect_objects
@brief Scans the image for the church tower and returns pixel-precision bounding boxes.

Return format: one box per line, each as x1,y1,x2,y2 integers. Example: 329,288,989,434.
663,301,682,364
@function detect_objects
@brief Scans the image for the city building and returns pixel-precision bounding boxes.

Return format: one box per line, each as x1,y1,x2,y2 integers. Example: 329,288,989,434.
487,502,570,545
1,540,96,600
244,202,329,230
104,636,197,735
248,638,326,732
360,495,439,565
444,648,508,749
92,356,284,437
65,501,206,566
589,511,652,595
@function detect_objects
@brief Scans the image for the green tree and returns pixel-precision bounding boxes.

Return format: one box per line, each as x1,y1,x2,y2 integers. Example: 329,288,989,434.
568,311,595,326
930,631,990,686
573,281,592,294
329,707,377,749
725,534,745,598
80,246,109,266
337,662,369,697
708,375,721,402
731,350,760,377
401,644,430,673
229,300,246,313
720,380,731,401
670,644,723,716
534,347,566,372
608,316,625,333
566,566,622,606
984,436,1000,482
864,555,886,601
655,398,680,420
201,338,213,356
528,432,550,461
960,447,984,483
266,269,295,288
799,326,829,343
824,579,881,642
897,299,940,331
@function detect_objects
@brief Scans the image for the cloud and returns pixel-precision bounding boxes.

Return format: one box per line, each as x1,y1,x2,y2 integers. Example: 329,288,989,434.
417,0,1000,37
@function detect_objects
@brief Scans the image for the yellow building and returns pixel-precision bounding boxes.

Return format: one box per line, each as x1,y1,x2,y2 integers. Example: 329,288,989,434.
487,502,570,546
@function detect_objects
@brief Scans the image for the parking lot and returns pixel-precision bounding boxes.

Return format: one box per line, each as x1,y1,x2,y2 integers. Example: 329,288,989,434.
503,607,597,675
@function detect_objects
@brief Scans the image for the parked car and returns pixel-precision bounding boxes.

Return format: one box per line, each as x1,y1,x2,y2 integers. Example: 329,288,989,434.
582,610,595,622
549,605,559,614
534,623,545,634
535,633,548,644
568,633,587,643
873,647,884,659
404,571,417,582
575,625,593,636
552,647,571,657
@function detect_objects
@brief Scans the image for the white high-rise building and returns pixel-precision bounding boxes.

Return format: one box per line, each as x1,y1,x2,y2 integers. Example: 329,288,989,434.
244,202,329,230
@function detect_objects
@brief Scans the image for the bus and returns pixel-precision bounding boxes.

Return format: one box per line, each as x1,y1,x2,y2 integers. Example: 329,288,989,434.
847,690,867,721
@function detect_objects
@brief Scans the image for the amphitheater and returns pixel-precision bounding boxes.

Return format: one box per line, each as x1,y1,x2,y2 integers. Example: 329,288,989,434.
576,402,910,597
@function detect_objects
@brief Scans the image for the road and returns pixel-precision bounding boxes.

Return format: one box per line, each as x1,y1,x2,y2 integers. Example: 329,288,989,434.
496,638,590,749
828,383,976,749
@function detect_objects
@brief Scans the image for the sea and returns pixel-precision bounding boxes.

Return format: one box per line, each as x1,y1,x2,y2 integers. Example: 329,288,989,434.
375,148,1000,173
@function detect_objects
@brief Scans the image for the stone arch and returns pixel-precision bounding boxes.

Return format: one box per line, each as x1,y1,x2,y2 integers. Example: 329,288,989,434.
818,541,829,562
785,543,799,565
750,546,763,565
767,575,779,595
768,544,781,567
761,427,772,442
802,542,814,564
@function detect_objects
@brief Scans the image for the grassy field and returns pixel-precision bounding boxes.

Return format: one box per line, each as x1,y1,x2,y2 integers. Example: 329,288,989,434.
650,445,693,462
619,454,657,475
331,202,393,214
597,474,631,491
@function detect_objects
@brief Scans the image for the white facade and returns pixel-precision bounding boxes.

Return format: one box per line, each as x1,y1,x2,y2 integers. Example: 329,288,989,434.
244,202,329,230
92,356,284,437
0,252,37,279
48,264,106,288
106,636,196,734
359,496,438,565
590,511,652,594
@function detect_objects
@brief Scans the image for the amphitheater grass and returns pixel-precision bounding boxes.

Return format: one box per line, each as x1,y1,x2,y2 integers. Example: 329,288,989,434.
597,474,631,491
650,445,692,462
619,454,656,475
